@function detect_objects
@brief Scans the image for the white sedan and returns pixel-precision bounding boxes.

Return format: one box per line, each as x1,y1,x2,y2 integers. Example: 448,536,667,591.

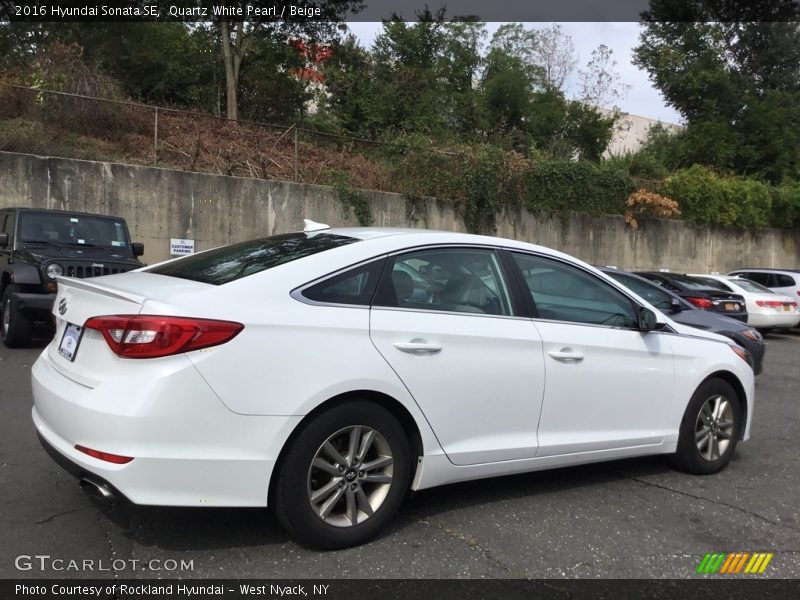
688,274,800,331
32,225,755,548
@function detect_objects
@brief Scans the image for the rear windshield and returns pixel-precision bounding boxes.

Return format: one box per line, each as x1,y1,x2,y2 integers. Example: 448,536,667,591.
689,276,732,292
732,278,774,294
667,273,723,291
148,233,358,285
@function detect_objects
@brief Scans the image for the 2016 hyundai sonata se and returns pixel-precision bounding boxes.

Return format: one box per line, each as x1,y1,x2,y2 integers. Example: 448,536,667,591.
32,224,755,548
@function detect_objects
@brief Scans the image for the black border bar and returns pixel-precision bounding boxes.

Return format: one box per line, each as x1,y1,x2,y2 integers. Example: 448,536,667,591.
3,579,800,600
1,0,800,22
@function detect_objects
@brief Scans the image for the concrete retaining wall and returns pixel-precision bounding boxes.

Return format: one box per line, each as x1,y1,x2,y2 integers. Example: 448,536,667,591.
0,151,797,271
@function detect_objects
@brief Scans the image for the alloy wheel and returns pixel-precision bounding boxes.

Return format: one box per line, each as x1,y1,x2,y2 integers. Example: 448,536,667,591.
307,425,394,527
695,394,735,461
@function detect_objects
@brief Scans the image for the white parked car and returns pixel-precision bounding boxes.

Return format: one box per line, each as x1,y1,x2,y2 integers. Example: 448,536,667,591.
728,268,800,303
32,225,755,548
688,274,800,332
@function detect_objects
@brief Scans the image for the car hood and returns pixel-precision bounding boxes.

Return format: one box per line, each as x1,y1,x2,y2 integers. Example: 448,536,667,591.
664,317,733,344
16,245,139,263
668,307,750,334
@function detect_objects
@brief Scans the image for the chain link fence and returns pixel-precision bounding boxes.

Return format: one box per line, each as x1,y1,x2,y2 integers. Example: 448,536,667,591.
0,83,410,192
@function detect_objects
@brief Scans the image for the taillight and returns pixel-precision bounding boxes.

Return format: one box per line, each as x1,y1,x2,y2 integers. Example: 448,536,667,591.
756,300,783,308
83,315,244,359
686,297,713,309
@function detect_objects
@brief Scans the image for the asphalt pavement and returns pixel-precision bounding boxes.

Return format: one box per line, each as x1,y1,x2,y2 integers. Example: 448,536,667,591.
2,326,799,579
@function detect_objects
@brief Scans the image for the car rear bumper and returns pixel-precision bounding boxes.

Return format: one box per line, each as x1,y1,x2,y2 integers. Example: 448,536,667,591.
746,311,800,329
31,349,302,507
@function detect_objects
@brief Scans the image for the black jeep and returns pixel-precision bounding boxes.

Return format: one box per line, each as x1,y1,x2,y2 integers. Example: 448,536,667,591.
0,208,144,347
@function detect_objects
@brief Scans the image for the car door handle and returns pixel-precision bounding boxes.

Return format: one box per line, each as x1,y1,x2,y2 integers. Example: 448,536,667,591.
548,348,584,363
393,341,442,354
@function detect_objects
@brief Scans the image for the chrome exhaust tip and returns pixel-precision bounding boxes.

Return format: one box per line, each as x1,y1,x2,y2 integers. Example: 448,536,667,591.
79,477,114,500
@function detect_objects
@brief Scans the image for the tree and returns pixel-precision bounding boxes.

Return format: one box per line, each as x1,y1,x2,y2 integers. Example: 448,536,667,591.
208,0,359,120
634,5,800,183
578,44,630,109
532,24,577,92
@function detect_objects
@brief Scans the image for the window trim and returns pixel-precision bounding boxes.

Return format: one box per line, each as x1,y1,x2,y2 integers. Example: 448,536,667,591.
503,249,648,331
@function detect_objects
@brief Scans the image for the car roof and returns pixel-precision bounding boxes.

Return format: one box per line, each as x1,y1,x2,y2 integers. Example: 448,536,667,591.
6,207,125,220
730,268,800,274
322,227,575,256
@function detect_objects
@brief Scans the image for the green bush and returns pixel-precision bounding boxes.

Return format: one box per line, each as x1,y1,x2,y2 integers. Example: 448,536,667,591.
770,182,800,229
664,165,772,229
523,161,635,217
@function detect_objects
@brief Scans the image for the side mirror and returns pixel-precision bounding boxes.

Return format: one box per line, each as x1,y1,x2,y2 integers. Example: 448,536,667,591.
638,307,664,331
0,233,7,247
131,242,145,257
669,297,684,312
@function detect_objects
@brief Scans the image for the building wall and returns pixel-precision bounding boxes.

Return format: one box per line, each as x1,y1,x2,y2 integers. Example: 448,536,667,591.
0,151,796,271
599,108,683,156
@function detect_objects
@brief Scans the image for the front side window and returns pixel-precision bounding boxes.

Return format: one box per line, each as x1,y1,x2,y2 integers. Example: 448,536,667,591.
513,254,638,328
149,233,358,285
374,248,513,316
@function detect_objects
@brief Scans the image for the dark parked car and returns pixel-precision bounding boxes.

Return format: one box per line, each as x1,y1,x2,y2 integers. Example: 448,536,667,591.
634,271,748,323
0,207,144,347
603,269,764,375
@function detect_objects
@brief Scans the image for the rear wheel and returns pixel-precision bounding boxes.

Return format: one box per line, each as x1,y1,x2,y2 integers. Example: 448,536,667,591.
672,378,742,474
272,400,411,549
2,284,33,348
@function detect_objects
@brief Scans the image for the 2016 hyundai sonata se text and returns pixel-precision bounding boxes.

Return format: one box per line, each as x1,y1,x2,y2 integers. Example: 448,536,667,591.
32,224,755,548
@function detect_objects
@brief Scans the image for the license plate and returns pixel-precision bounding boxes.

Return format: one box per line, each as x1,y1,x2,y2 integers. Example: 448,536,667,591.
725,303,736,311
784,305,792,312
58,323,83,362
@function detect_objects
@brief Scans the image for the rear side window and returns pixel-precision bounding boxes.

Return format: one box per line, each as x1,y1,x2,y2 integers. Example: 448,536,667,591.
302,259,385,306
776,274,797,287
736,271,771,286
149,233,358,285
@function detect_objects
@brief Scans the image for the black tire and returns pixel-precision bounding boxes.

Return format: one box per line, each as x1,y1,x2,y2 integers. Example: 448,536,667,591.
672,378,742,475
1,284,33,348
272,400,412,549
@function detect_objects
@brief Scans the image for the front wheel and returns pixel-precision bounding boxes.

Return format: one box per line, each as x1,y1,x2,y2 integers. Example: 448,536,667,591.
272,400,412,549
2,284,33,348
672,378,742,474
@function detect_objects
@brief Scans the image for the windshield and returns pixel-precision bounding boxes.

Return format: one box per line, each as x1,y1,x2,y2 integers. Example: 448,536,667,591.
148,232,359,285
18,212,131,251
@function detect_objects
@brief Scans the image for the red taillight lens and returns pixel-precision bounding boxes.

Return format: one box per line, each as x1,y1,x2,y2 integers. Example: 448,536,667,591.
756,300,782,308
83,315,244,359
686,297,713,309
75,445,134,464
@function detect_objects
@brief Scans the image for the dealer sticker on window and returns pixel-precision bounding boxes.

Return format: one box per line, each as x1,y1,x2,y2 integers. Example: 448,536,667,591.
58,323,83,361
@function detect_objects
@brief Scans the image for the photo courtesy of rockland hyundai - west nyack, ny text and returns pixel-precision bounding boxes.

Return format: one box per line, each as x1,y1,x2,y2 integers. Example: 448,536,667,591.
1,2,799,600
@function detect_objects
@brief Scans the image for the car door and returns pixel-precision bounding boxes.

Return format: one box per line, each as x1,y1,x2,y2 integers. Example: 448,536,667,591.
369,246,546,466
508,252,675,457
